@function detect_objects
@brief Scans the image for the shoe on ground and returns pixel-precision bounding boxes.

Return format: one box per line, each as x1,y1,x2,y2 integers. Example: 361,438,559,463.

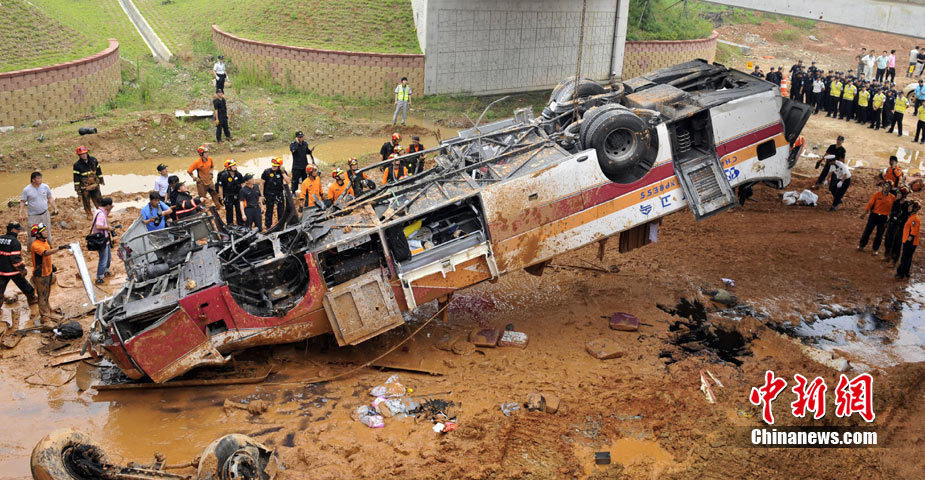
104,271,112,278
829,206,837,211
95,278,104,284
872,250,879,255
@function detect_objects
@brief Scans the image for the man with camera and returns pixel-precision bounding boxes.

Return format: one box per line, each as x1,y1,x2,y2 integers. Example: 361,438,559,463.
140,191,174,232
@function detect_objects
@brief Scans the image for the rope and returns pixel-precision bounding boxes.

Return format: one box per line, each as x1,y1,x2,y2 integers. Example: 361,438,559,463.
262,300,453,387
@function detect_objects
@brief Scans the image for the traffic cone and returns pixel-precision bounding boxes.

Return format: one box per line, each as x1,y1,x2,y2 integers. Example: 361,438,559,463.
780,77,789,97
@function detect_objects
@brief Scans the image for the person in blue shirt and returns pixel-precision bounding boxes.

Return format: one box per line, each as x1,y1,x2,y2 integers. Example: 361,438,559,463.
914,79,925,113
140,191,173,232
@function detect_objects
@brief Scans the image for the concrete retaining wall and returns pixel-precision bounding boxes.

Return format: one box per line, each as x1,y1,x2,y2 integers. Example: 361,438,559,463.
211,26,425,99
0,39,121,128
118,0,172,61
622,31,719,80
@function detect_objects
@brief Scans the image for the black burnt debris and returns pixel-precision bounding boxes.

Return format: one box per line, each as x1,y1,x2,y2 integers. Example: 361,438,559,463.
657,298,753,366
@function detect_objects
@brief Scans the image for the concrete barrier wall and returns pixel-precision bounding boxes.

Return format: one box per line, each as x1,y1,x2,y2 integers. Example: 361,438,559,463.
622,31,718,80
0,39,121,128
118,0,172,61
212,26,425,99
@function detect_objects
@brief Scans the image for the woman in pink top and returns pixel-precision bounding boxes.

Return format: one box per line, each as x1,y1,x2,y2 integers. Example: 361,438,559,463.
888,50,897,83
91,197,117,283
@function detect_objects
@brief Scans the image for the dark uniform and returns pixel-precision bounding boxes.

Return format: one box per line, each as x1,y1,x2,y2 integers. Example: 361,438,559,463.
790,71,803,101
217,169,244,225
173,191,201,220
347,169,372,196
240,184,262,231
406,143,426,174
379,141,398,170
884,199,911,264
289,140,311,191
0,230,37,306
261,167,288,227
882,92,895,131
801,74,813,104
816,143,846,186
213,96,230,142
73,156,103,216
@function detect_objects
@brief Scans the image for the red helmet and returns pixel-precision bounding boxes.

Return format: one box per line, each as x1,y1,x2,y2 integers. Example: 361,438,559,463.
347,157,358,167
271,157,284,167
391,133,402,142
30,223,47,238
197,145,208,155
305,164,317,174
332,167,344,179
899,186,911,196
224,159,236,168
393,144,403,153
76,146,88,155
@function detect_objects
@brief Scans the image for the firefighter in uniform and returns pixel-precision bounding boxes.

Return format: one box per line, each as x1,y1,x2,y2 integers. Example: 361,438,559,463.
239,174,263,231
29,223,67,323
73,146,104,218
896,200,922,279
261,157,290,227
327,168,354,204
173,182,202,220
883,155,904,189
406,135,426,174
0,222,38,319
382,154,408,185
299,164,323,210
216,159,244,226
187,145,222,206
346,158,372,196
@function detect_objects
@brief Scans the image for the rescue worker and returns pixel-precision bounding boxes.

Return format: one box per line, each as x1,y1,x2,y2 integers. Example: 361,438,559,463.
382,155,408,185
856,84,870,124
73,146,104,218
173,182,202,220
896,200,922,279
379,133,401,167
0,222,38,319
19,172,57,253
216,159,244,226
913,102,925,144
883,155,903,189
239,174,263,231
299,164,323,210
829,157,852,211
289,131,312,192
870,87,886,130
91,198,116,284
213,90,231,142
884,186,912,265
858,181,895,254
346,158,372,196
166,175,180,207
406,136,426,174
887,92,909,137
140,192,173,232
327,168,354,204
261,157,290,227
840,79,857,120
826,76,842,117
814,136,846,188
29,223,67,323
188,145,221,206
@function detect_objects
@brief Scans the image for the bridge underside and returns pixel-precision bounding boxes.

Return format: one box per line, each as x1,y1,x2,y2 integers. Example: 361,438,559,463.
703,0,925,38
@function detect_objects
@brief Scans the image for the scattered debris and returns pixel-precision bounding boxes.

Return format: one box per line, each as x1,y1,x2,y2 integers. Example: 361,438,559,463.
782,190,818,206
699,370,717,404
451,339,476,355
708,289,737,307
525,393,545,412
594,451,611,465
500,402,520,416
609,312,639,332
33,120,43,128
370,374,407,397
722,278,735,288
47,351,92,367
174,109,213,118
224,398,270,415
412,398,456,423
658,298,753,366
353,405,385,428
0,126,14,134
262,132,276,141
498,330,528,348
808,34,820,42
586,338,623,360
77,127,97,135
469,327,499,347
53,321,83,340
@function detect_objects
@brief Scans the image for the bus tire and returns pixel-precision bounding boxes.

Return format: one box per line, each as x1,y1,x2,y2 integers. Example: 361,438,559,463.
584,109,658,184
31,429,109,480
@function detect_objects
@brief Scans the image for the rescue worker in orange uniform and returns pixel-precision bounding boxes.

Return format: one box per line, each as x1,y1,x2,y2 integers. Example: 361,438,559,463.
327,168,354,204
346,158,373,196
29,223,67,324
382,153,408,185
187,145,221,206
882,155,903,189
858,181,895,254
896,200,922,279
299,164,323,210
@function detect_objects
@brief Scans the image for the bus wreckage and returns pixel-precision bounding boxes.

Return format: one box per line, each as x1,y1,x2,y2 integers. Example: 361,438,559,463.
85,60,811,383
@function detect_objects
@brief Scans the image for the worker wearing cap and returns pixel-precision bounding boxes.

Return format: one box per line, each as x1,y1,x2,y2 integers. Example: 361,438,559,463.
870,88,886,130
289,131,312,192
154,164,170,198
884,186,912,265
382,154,408,185
173,182,202,221
858,181,895,254
0,222,38,320
380,133,401,168
327,168,354,203
887,93,910,137
140,192,173,233
29,223,67,324
188,145,221,206
299,164,323,210
73,146,104,218
261,157,290,227
914,102,925,144
346,158,372,196
406,136,425,174
897,200,922,279
239,174,263,231
213,90,231,143
217,159,244,226
213,55,227,92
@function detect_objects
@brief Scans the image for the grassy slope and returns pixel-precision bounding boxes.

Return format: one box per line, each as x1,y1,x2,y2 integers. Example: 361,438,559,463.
134,0,421,58
627,0,815,41
28,0,151,61
0,0,105,72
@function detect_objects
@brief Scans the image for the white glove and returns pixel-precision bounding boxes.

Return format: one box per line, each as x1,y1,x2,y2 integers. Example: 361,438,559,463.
824,154,836,160
837,181,843,188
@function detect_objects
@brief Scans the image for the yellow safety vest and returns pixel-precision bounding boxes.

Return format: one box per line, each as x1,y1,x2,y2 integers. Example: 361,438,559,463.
873,93,885,109
843,85,856,101
396,85,411,102
918,105,925,122
858,90,870,107
895,97,908,113
830,81,842,97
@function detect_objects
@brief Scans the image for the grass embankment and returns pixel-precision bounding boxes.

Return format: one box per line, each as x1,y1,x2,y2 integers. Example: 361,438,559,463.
134,0,421,58
0,0,107,72
29,0,151,61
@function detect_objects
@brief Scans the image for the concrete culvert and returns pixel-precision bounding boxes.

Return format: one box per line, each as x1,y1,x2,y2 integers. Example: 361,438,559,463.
31,429,109,480
581,108,658,184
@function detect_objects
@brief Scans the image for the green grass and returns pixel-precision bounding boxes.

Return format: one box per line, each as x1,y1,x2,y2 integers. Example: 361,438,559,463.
0,0,106,72
134,0,421,58
29,0,152,61
714,42,743,66
627,0,714,41
772,29,800,44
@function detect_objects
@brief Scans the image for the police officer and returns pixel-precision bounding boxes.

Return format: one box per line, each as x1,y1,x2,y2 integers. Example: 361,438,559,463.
887,91,909,136
840,79,857,120
289,131,313,192
882,89,895,132
239,174,263,231
826,75,843,117
0,222,38,320
261,157,290,227
217,159,244,225
213,90,231,142
870,87,886,130
73,146,104,218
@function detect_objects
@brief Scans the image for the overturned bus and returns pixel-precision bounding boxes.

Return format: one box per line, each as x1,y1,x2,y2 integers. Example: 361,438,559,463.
86,60,811,382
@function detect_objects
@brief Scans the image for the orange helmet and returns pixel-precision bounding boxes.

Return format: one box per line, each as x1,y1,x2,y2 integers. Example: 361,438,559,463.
391,133,402,142
76,146,88,155
30,223,47,237
224,159,236,168
271,157,284,167
347,157,358,167
197,145,208,154
332,167,344,179
305,164,317,174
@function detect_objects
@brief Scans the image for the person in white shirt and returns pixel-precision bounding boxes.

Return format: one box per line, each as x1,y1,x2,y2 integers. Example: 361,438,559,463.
393,77,412,126
862,51,875,79
830,160,852,211
213,55,227,93
154,164,170,199
909,46,920,78
812,77,825,114
19,171,58,251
